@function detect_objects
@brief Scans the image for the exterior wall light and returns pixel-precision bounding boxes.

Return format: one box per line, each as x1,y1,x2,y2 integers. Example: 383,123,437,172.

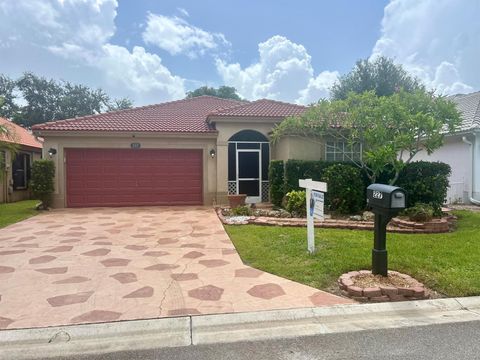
209,148,216,158
48,148,57,157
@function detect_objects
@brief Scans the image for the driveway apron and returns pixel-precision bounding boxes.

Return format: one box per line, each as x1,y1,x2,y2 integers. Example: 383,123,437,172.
0,207,352,329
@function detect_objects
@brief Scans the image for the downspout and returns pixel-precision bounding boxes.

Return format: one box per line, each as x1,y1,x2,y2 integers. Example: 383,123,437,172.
462,135,480,205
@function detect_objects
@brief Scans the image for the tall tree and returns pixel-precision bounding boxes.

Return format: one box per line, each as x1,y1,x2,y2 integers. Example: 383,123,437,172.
186,85,242,100
107,97,134,111
0,72,134,127
15,72,63,126
0,75,19,119
272,90,461,185
59,82,109,120
330,56,424,100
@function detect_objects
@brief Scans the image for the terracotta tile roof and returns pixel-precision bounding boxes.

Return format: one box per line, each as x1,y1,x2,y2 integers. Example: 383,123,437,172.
32,96,246,133
208,99,307,118
0,117,43,150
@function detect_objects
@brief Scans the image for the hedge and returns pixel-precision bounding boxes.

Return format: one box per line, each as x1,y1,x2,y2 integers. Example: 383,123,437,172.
30,159,55,209
284,160,333,193
321,164,365,214
270,159,450,215
269,160,285,207
396,161,451,215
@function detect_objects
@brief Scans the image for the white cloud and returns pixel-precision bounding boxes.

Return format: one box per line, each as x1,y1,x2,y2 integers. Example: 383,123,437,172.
142,13,230,58
0,0,186,104
216,35,338,104
177,7,189,17
371,0,479,95
99,45,184,99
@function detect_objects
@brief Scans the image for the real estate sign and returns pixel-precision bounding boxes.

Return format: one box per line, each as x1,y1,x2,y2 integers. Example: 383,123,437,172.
299,179,327,254
310,190,324,220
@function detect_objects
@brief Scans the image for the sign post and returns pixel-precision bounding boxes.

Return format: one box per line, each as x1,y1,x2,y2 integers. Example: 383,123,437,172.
299,179,327,254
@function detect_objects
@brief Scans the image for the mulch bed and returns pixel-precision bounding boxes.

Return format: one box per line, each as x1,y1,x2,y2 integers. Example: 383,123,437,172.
217,208,456,234
338,270,430,303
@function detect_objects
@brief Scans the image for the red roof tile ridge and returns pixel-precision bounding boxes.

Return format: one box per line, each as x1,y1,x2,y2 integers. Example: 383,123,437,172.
207,99,255,116
32,95,245,130
256,98,308,109
208,98,307,117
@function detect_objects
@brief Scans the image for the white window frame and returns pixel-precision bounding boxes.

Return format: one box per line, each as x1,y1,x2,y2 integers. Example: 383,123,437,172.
325,141,362,162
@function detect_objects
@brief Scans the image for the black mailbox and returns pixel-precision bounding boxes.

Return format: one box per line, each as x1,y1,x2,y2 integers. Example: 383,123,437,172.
367,184,406,213
366,183,406,277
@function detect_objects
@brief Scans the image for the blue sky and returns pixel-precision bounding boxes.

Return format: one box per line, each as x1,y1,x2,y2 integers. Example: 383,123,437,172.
0,0,478,105
112,0,387,83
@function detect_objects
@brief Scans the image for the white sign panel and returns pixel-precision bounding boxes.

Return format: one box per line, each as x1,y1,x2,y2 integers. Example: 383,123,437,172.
310,190,324,220
299,178,327,254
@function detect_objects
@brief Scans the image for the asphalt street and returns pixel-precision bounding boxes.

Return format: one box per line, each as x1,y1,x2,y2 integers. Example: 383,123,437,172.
52,320,480,360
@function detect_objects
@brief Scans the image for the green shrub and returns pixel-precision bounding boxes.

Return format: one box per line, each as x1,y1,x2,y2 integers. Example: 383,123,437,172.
284,160,332,193
321,164,365,214
396,161,451,215
30,160,55,209
269,160,285,207
231,205,252,216
403,203,434,222
270,158,450,216
283,190,306,217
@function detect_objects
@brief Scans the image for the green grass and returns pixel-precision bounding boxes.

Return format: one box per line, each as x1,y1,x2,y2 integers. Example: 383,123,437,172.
0,200,39,228
225,211,480,297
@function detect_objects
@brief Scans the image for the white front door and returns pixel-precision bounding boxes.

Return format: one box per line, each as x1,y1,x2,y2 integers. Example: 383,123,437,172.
236,149,261,203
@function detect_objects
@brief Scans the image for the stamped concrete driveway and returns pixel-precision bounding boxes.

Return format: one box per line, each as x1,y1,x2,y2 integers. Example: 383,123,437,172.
0,207,352,329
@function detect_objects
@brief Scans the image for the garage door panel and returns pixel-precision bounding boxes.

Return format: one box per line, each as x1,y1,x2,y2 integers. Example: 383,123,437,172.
66,149,203,207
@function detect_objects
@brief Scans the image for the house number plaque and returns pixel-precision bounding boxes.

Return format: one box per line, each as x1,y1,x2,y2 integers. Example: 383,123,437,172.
131,143,141,149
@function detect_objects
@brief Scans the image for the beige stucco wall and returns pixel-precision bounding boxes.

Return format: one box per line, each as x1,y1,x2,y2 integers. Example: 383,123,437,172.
37,119,325,208
39,132,217,208
272,136,324,162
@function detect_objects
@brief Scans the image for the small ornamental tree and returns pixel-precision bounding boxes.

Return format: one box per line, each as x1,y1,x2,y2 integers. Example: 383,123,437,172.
30,160,55,209
272,90,461,185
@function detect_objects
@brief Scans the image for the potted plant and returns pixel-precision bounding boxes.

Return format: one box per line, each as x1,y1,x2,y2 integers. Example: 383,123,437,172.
228,194,247,208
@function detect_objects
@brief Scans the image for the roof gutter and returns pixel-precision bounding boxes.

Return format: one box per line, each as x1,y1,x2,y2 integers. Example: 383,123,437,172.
462,132,480,205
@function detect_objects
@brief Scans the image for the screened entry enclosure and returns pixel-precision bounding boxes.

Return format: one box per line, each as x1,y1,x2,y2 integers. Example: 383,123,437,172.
228,130,270,203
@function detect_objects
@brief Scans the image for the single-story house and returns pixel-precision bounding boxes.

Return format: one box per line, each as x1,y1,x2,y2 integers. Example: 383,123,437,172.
32,96,328,208
1,117,43,203
413,91,480,205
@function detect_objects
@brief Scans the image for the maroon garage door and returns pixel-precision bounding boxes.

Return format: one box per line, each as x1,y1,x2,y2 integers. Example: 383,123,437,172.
66,148,203,207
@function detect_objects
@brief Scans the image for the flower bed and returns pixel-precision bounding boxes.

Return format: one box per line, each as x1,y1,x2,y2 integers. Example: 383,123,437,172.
338,270,428,302
217,207,456,234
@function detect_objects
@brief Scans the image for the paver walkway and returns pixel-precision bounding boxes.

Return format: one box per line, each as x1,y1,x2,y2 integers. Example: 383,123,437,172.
0,207,352,329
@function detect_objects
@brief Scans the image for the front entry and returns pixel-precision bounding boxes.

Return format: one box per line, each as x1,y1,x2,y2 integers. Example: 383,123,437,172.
237,149,261,203
228,130,270,204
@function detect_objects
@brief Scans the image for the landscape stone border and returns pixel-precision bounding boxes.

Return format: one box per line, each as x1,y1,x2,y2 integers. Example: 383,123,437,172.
216,208,456,234
338,270,427,302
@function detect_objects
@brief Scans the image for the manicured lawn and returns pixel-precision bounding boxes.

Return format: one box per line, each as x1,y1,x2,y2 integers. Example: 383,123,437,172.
0,200,39,228
225,211,480,297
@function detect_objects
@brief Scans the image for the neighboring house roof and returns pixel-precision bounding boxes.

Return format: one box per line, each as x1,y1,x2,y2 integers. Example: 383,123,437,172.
0,117,43,150
208,99,307,118
449,91,480,132
32,96,246,133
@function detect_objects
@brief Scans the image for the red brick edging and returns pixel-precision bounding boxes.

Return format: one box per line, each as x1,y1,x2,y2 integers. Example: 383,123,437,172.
216,208,456,234
338,270,427,302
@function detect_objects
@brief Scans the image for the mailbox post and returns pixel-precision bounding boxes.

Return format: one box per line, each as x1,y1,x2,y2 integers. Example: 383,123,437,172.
366,184,406,276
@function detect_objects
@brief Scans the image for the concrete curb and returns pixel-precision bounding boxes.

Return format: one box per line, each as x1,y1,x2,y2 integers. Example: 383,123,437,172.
2,297,480,359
